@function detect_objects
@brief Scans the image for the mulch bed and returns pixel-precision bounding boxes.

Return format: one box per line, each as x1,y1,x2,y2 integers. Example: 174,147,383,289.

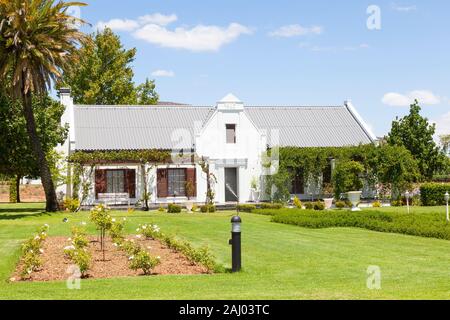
12,236,209,282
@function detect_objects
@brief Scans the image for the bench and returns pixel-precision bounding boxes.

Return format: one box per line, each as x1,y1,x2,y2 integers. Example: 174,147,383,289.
98,193,130,207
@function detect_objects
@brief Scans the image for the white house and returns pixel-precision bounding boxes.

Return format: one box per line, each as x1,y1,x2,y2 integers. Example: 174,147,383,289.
56,89,375,206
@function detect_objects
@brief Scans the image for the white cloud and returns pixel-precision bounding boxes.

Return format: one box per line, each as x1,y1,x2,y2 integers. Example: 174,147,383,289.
391,3,417,12
138,13,177,26
269,24,323,37
133,23,253,52
96,19,139,32
151,69,175,77
95,13,177,31
382,90,441,107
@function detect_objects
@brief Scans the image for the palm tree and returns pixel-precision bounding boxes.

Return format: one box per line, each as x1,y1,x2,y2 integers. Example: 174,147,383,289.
0,0,87,211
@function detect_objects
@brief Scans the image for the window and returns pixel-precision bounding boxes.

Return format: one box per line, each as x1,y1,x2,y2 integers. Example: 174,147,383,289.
323,163,332,185
289,168,305,194
226,124,236,144
168,169,186,196
106,170,125,193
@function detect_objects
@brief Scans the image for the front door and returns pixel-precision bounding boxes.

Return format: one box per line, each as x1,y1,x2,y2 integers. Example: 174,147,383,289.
225,168,238,202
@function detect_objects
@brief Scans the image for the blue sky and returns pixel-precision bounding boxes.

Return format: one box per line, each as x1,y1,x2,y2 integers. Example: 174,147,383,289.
74,0,450,138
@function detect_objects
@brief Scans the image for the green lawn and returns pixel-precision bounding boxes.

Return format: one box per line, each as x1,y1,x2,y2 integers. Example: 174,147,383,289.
1,203,450,300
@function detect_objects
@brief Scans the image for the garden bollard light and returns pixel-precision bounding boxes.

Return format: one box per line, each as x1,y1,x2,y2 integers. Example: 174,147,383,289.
229,216,242,272
405,191,411,214
445,192,449,222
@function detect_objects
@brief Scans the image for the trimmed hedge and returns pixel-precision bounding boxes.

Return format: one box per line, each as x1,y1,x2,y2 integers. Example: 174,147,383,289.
421,183,450,206
200,205,216,213
237,204,256,213
168,204,182,213
259,203,284,210
271,209,450,241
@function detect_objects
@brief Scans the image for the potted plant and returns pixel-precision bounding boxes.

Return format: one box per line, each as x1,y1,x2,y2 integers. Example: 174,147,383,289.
322,183,334,209
333,161,364,211
185,181,195,212
250,176,259,202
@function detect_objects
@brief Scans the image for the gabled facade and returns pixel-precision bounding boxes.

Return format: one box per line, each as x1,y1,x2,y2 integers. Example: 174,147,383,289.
57,90,375,205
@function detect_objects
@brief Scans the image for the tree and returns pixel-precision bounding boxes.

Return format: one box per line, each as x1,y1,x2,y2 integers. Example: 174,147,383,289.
0,93,68,202
387,100,445,180
60,28,138,105
332,160,365,198
371,145,420,200
0,0,87,211
136,78,159,105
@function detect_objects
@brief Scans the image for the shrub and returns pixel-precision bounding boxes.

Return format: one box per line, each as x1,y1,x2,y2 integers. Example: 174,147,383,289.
21,251,42,277
71,248,91,277
158,205,166,212
421,183,450,206
270,209,450,242
129,250,161,275
304,202,314,210
260,203,283,210
64,198,80,212
137,223,160,240
168,203,182,213
72,233,89,250
192,204,198,212
159,233,220,272
391,200,403,207
121,240,141,256
314,202,325,211
335,201,346,209
412,196,422,207
200,205,216,213
109,219,126,243
293,196,302,209
372,201,382,208
20,224,49,278
237,204,256,213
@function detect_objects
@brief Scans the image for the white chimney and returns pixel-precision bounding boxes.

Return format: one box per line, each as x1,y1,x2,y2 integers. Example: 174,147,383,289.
59,88,75,144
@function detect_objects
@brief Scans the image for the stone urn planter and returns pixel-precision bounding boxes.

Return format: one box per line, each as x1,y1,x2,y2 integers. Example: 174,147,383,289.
185,201,194,212
323,198,334,210
251,189,260,203
347,191,362,211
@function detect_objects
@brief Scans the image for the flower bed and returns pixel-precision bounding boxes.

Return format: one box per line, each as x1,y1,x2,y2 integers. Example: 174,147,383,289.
12,234,209,282
11,205,218,282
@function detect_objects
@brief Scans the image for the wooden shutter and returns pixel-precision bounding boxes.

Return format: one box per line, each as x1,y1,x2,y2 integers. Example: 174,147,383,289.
95,169,107,199
157,169,168,198
125,169,136,198
186,168,197,198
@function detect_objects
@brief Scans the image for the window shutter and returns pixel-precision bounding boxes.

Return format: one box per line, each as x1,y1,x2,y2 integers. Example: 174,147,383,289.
186,168,197,198
95,169,107,199
126,169,136,198
157,169,168,198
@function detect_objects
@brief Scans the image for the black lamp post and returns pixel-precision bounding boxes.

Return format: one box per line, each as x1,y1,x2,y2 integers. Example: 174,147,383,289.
229,215,242,272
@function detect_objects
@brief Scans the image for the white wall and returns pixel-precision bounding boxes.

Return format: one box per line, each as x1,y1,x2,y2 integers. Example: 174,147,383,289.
196,95,265,203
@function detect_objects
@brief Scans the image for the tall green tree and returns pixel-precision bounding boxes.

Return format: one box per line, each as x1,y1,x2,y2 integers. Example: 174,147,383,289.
387,100,445,180
0,93,68,202
136,78,159,105
60,28,138,105
0,0,87,211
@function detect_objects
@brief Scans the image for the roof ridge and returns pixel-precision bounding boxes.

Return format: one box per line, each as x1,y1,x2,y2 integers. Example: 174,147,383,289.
74,105,214,108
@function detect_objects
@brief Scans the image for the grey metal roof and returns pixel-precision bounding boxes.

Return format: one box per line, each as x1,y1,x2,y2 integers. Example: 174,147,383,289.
73,104,373,151
245,106,373,147
74,105,215,150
